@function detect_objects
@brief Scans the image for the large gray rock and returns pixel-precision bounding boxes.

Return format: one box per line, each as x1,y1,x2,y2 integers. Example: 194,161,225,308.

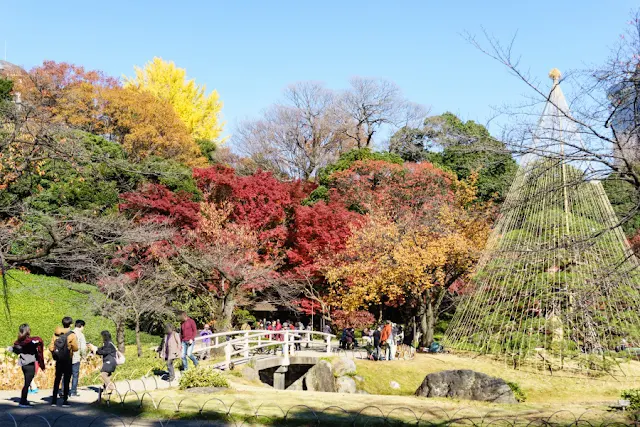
332,358,357,376
415,370,517,404
336,376,356,393
304,360,336,392
241,366,260,382
287,373,307,391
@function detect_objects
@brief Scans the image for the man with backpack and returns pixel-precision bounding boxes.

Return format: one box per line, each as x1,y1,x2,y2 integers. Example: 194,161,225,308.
48,317,78,407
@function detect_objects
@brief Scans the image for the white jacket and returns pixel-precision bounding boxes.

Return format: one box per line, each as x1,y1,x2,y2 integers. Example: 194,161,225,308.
72,329,87,364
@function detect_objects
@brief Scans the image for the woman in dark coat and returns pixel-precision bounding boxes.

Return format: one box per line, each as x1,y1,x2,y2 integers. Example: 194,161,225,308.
7,324,45,407
89,330,117,395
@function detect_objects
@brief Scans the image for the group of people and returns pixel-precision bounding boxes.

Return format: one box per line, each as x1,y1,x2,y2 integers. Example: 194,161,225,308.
339,321,405,361
11,311,397,408
242,319,312,350
8,310,208,408
157,311,203,382
7,317,119,408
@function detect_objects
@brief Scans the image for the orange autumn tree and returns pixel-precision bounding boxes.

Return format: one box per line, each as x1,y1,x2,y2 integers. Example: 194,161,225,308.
325,161,491,345
102,88,207,166
25,61,206,166
27,61,118,132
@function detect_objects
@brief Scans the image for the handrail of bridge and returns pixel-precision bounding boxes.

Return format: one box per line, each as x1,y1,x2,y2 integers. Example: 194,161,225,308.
192,329,336,370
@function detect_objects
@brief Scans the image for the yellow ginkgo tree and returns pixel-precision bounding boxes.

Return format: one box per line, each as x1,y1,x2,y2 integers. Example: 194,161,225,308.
125,57,225,146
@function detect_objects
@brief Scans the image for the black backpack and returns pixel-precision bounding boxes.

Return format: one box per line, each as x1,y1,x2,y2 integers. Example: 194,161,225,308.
52,331,73,362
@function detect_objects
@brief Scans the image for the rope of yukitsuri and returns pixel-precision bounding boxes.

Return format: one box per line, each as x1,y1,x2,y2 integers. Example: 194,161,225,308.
443,69,640,375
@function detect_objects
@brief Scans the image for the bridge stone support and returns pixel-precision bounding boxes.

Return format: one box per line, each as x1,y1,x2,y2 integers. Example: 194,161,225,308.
273,366,288,390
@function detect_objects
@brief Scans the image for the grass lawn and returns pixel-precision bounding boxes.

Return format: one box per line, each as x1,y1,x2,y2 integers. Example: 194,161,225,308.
102,352,640,425
109,382,633,425
354,352,640,404
0,270,157,345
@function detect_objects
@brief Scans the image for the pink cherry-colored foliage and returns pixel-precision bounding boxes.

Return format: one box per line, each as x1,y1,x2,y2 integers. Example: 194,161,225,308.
332,310,376,330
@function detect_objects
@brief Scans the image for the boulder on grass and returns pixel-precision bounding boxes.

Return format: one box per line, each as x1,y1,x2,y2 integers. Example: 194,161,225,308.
287,373,307,391
415,370,517,404
332,358,357,376
304,360,336,392
241,366,260,382
336,376,356,393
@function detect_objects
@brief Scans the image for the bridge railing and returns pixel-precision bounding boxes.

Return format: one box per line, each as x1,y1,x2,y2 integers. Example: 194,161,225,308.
192,329,336,370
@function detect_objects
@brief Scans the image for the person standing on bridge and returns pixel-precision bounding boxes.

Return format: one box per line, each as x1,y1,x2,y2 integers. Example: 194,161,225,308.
294,322,304,351
179,311,199,371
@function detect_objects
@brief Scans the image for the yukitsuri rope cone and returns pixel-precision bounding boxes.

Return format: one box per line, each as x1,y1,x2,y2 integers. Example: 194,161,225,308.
443,70,640,376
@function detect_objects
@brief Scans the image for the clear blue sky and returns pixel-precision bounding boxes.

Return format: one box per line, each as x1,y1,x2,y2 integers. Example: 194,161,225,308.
2,1,638,143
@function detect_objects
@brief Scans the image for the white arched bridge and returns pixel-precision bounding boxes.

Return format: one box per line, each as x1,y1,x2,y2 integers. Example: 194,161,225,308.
192,329,338,372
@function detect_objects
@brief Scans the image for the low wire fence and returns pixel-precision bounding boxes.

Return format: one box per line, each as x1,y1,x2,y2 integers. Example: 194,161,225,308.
2,396,638,427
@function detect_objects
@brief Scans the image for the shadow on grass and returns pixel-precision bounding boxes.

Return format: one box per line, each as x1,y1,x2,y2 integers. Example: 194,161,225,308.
2,398,638,426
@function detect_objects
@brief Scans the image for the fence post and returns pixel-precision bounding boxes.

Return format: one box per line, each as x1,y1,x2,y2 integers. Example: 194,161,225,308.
243,331,250,359
283,331,290,365
325,334,331,354
225,341,231,370
215,336,219,348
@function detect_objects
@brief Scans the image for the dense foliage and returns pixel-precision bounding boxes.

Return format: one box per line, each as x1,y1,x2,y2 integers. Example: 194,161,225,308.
125,57,225,145
390,112,517,202
179,366,230,390
0,58,499,351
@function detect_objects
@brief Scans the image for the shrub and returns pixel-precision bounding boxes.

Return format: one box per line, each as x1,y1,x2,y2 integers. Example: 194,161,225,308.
506,381,527,403
178,366,230,390
621,389,640,411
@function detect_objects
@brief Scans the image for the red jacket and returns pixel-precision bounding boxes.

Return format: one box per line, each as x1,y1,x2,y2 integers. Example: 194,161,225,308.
181,317,197,342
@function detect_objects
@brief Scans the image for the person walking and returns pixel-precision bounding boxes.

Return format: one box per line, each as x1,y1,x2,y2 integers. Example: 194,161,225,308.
381,321,395,361
49,317,78,407
199,324,213,361
7,324,45,408
179,311,199,370
89,331,117,398
380,322,392,361
159,324,181,382
69,319,87,397
372,325,382,360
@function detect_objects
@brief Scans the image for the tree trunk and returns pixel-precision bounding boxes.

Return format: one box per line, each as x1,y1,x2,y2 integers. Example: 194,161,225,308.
116,319,126,353
418,295,435,348
219,295,236,331
425,295,435,345
135,317,142,357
